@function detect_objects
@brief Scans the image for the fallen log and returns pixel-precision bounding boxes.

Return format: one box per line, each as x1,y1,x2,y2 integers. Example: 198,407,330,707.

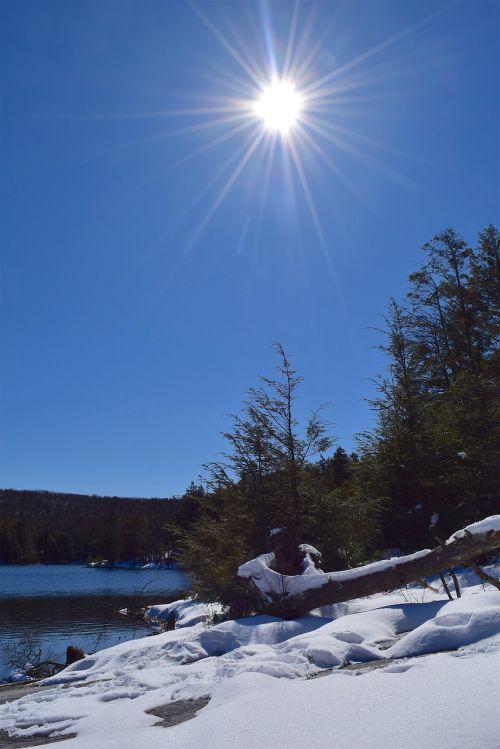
238,516,500,618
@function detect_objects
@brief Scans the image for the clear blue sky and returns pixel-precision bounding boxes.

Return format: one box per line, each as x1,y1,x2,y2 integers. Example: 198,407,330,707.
1,0,498,497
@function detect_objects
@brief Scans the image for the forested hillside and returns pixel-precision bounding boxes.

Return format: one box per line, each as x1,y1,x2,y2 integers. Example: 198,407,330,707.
0,489,182,563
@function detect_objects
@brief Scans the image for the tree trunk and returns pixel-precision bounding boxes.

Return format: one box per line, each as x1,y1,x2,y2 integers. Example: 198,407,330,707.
261,527,500,618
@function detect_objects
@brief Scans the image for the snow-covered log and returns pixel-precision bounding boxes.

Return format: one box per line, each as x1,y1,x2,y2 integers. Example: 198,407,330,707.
238,516,500,618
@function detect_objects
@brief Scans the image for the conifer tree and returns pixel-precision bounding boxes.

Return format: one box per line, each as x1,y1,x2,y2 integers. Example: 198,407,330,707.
181,343,334,600
365,226,500,550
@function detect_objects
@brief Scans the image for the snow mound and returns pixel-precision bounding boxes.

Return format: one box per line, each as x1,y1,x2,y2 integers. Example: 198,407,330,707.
388,591,500,658
146,599,225,629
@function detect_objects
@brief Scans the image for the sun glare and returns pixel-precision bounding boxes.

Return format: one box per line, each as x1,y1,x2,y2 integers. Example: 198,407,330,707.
159,1,420,263
254,79,303,135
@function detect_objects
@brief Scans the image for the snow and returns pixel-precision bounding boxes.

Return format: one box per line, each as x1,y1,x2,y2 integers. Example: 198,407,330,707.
87,560,178,570
298,543,323,575
146,599,226,629
429,511,439,529
387,591,500,658
298,544,321,556
176,641,500,749
0,564,499,748
446,514,500,544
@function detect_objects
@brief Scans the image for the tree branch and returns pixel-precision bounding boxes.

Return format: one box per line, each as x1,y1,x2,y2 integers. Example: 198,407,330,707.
469,558,500,591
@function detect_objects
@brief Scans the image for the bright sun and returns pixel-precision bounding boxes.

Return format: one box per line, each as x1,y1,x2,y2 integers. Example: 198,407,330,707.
254,79,303,135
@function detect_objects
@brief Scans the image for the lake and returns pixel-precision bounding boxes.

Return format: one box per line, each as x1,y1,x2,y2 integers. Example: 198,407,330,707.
0,564,188,681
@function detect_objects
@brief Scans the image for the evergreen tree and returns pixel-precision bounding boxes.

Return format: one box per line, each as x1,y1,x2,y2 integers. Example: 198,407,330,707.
329,447,351,486
181,343,334,604
365,226,500,550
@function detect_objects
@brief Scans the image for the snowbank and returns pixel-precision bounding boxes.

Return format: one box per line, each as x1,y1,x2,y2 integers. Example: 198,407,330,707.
387,591,500,658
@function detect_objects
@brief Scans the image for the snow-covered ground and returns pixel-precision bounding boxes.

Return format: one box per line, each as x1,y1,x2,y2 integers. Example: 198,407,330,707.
1,563,499,748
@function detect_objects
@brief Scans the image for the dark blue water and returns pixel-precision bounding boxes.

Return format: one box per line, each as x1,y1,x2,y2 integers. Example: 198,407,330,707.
0,565,188,680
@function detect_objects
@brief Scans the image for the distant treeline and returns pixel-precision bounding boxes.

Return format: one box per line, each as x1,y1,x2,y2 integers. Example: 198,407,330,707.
0,489,186,563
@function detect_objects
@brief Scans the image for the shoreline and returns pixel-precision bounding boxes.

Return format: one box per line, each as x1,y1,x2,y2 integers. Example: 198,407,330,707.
0,682,46,705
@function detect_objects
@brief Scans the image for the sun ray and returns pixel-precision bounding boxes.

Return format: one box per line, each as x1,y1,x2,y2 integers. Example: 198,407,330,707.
137,110,253,144
287,136,336,279
303,1,455,97
303,59,413,105
149,134,261,302
294,17,337,82
171,138,254,230
141,141,255,306
184,129,265,253
289,2,330,81
255,132,279,231
45,109,255,168
196,61,263,101
306,92,396,109
51,102,254,121
295,123,375,211
305,114,417,189
258,0,279,79
281,141,302,238
134,117,259,198
169,118,258,170
236,216,251,255
217,3,274,85
283,0,300,78
287,140,345,310
188,1,264,88
312,117,432,165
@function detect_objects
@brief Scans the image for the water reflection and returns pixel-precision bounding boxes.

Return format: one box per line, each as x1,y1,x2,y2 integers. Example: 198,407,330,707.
0,566,188,680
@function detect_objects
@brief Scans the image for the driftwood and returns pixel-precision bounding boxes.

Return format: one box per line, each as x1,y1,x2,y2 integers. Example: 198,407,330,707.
26,660,65,679
260,526,500,618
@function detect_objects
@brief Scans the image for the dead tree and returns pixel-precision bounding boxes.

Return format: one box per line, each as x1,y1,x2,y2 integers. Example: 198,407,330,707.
241,523,500,618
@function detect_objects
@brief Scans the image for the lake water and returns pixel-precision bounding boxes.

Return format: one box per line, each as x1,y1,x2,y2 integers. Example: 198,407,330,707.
0,565,188,681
